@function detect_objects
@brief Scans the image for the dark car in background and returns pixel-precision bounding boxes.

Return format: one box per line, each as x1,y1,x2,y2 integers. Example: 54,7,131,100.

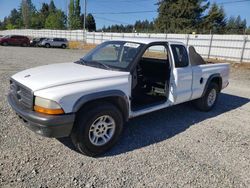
30,37,47,47
0,35,30,47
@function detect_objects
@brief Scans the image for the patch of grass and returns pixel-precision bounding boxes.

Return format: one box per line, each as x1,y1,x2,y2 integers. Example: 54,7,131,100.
68,41,96,50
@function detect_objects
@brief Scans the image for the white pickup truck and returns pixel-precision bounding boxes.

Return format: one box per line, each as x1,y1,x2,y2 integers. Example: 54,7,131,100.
8,39,230,156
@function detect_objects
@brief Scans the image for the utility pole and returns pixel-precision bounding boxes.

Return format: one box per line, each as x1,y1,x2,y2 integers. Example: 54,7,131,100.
83,0,87,32
66,0,68,28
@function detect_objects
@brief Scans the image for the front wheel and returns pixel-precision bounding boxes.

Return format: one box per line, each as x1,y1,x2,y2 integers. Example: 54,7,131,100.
194,82,219,111
61,44,66,49
71,102,123,156
22,43,28,47
45,43,50,48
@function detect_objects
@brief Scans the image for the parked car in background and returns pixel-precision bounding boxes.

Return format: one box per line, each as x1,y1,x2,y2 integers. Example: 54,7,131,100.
30,37,47,47
0,35,30,47
40,38,68,49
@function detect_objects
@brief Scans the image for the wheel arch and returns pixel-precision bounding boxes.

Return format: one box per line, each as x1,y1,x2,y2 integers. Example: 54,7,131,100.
202,74,222,97
72,90,129,121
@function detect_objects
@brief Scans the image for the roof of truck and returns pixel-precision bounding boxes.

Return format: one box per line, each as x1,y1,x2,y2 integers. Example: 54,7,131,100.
111,37,185,45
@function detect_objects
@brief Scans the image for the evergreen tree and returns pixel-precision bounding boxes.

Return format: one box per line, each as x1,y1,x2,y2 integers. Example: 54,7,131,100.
6,9,23,28
155,0,209,33
21,0,36,28
74,0,81,29
30,12,43,29
68,0,81,29
0,21,3,30
246,26,250,34
226,16,247,34
86,13,96,31
45,10,66,29
68,0,75,29
49,0,56,13
202,3,226,34
40,3,50,27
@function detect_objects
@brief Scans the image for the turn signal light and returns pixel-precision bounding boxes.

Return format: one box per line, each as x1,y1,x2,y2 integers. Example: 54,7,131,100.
34,105,64,115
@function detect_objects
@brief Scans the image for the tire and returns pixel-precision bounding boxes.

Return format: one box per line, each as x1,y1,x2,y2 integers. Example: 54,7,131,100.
45,43,50,48
22,43,28,47
2,42,8,46
71,102,124,156
61,44,66,49
194,82,219,111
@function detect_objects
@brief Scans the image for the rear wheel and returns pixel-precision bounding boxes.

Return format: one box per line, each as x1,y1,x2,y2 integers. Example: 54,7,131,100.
61,44,66,49
45,43,50,48
71,102,123,156
194,82,219,111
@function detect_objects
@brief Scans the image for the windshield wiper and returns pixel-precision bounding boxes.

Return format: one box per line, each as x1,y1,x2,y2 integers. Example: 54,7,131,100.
90,61,111,70
75,59,111,70
75,58,87,65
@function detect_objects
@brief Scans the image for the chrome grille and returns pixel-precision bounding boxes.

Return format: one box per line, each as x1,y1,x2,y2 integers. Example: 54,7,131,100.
10,79,33,109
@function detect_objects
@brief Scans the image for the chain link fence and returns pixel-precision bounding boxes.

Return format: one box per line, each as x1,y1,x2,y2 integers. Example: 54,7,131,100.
0,29,249,63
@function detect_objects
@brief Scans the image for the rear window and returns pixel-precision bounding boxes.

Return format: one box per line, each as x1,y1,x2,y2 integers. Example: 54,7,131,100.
171,45,189,67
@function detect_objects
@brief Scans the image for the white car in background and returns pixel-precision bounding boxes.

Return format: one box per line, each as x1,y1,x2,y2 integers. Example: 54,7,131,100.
8,39,230,156
40,37,68,49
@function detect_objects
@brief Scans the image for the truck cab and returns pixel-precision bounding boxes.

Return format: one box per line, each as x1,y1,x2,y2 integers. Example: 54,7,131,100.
8,39,230,156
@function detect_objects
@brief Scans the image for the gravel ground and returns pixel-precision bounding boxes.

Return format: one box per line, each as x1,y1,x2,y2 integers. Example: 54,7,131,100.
0,46,250,188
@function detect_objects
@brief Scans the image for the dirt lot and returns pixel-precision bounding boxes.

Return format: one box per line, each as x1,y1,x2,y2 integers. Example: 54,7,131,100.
0,46,250,188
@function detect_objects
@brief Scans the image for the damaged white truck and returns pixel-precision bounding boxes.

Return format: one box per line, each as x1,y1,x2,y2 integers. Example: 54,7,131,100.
8,39,230,156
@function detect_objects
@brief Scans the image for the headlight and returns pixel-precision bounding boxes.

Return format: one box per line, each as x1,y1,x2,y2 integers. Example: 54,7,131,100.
34,96,64,115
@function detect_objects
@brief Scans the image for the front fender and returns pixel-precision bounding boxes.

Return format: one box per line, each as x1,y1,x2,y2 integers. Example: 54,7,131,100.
72,90,129,120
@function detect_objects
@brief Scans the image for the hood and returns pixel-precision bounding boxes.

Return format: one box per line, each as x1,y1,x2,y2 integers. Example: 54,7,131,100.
12,62,129,91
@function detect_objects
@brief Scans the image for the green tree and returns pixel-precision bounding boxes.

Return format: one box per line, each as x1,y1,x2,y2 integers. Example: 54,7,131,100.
68,0,75,29
30,12,43,29
6,23,16,29
226,16,247,34
39,3,50,27
49,0,56,13
0,17,8,30
7,9,23,28
202,3,226,34
246,26,250,34
155,0,209,33
21,0,36,28
45,10,66,29
86,13,96,31
68,0,81,29
0,21,3,30
74,0,81,28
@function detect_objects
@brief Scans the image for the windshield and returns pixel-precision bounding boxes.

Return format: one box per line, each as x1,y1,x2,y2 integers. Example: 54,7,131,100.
79,41,143,70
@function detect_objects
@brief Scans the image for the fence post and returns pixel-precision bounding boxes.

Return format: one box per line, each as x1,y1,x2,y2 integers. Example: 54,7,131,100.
93,32,95,44
240,36,247,63
101,32,104,42
208,34,213,59
186,34,190,46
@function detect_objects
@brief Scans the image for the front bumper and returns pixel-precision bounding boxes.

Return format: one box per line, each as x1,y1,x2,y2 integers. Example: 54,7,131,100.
8,93,75,138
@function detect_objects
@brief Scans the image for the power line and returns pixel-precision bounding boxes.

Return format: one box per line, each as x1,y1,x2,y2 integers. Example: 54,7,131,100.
90,0,250,15
218,0,250,5
90,0,154,3
92,10,157,15
94,16,131,25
